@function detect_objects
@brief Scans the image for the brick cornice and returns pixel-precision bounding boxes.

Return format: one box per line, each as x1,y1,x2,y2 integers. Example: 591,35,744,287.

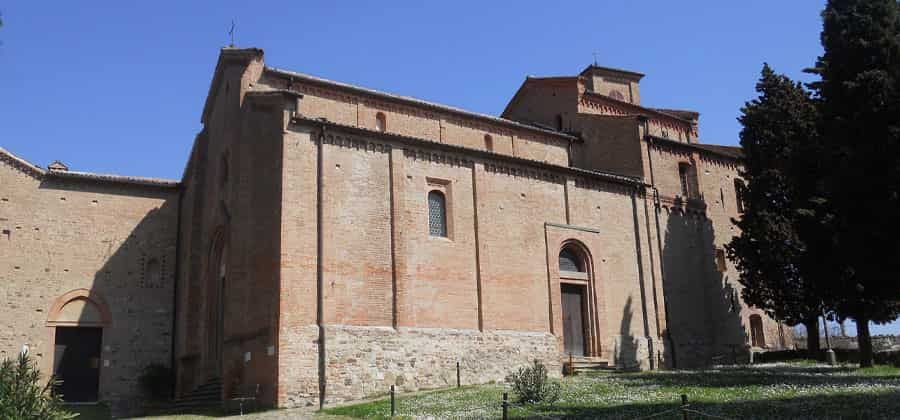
403,148,473,168
0,146,45,179
291,116,645,191
648,135,742,165
0,146,179,189
267,67,578,144
580,93,695,134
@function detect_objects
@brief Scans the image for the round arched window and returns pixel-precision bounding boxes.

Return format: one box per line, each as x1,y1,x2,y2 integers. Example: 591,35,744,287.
559,247,584,273
428,190,447,237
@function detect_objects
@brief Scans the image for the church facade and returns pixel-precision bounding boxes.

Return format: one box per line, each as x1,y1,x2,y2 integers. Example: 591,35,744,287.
0,48,790,413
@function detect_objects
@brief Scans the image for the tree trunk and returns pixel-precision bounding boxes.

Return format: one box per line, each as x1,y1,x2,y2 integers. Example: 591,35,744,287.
857,316,873,368
804,317,821,355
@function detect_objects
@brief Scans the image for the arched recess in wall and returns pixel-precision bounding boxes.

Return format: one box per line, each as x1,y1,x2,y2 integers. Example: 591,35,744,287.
46,289,112,402
375,112,387,132
205,225,229,376
47,289,113,328
557,239,601,358
484,134,494,152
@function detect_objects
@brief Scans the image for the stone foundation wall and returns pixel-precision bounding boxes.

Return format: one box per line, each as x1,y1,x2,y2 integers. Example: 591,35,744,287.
320,326,559,405
277,325,321,408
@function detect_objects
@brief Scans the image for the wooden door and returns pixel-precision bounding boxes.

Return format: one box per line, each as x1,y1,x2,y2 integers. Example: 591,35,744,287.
54,327,102,402
561,285,586,356
750,315,766,348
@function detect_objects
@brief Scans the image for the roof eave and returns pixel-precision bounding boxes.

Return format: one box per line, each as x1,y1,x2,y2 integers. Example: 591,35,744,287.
265,66,578,143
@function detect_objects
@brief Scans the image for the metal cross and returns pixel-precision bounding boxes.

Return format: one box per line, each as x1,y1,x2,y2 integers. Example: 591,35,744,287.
592,52,599,66
228,20,236,47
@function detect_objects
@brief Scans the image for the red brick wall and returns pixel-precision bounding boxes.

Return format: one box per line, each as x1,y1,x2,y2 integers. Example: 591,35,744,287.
258,72,571,166
176,53,283,405
270,114,672,405
0,156,178,415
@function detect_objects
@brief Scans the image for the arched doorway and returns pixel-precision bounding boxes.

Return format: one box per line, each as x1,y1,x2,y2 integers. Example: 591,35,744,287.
558,242,596,357
47,289,112,402
206,228,228,377
749,314,766,348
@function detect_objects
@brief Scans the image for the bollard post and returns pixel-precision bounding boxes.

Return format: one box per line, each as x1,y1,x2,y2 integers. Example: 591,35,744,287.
390,385,396,417
825,348,837,366
681,394,689,420
502,392,509,420
457,361,461,388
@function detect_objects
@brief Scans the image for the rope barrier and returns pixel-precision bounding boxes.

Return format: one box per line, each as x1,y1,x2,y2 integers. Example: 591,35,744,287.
630,407,682,420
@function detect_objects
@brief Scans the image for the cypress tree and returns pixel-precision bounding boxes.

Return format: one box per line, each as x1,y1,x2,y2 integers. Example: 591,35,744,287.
809,0,900,367
727,64,825,353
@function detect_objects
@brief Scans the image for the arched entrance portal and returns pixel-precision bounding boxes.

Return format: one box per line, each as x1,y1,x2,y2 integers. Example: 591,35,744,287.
47,289,112,402
557,241,600,357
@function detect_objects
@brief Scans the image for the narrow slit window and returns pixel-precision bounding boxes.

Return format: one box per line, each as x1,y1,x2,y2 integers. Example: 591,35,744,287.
734,179,746,213
678,163,693,198
484,134,494,152
428,190,447,237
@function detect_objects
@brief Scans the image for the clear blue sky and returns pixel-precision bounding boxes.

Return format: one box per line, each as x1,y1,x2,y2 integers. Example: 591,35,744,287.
1,1,828,179
1,2,896,335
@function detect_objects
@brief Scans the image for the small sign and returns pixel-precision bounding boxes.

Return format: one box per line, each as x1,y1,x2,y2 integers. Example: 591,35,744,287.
244,351,251,363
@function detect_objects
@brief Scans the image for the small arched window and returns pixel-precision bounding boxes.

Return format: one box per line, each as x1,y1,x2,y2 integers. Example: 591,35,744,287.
559,247,584,273
428,190,447,237
375,112,387,133
484,134,494,152
678,162,697,198
609,89,625,101
734,179,746,213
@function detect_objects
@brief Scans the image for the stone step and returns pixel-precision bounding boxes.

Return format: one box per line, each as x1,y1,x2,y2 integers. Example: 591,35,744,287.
564,358,615,373
571,359,609,365
173,377,223,410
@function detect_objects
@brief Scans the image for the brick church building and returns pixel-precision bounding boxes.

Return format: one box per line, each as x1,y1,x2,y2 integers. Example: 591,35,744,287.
0,48,791,413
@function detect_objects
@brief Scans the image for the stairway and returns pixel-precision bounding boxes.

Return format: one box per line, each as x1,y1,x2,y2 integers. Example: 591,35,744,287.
564,356,615,374
173,377,223,411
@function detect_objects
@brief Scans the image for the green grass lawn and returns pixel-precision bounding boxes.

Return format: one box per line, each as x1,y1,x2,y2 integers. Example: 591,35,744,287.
322,362,900,419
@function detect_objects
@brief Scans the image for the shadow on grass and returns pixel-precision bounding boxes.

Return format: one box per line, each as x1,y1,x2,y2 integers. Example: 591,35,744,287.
524,390,900,420
611,365,900,389
63,403,110,420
